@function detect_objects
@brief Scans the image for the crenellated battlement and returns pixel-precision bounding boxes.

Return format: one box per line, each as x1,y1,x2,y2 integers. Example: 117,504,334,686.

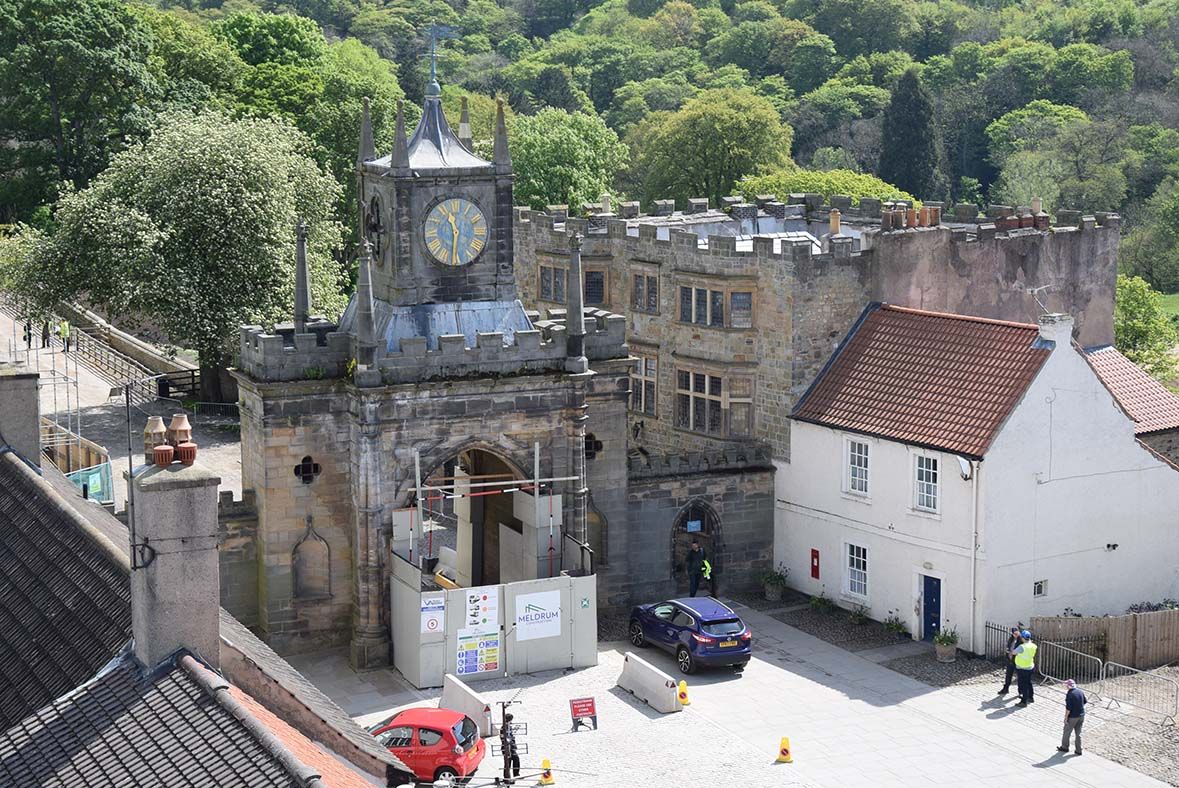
239,323,351,383
627,443,773,480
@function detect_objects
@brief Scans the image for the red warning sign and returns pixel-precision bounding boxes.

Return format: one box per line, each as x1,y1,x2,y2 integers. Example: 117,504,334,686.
569,697,597,731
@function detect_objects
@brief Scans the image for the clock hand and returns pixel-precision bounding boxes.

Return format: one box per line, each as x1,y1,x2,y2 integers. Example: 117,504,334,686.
448,214,460,264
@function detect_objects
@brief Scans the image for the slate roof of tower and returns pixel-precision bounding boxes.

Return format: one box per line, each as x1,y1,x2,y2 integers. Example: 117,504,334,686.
1085,345,1179,434
370,94,488,170
792,303,1051,458
0,452,131,731
0,650,365,787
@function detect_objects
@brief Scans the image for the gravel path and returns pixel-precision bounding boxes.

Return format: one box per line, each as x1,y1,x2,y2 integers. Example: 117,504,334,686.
771,605,914,652
884,652,1179,786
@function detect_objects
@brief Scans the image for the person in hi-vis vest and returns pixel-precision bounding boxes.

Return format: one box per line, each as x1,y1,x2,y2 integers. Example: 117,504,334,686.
1012,630,1038,707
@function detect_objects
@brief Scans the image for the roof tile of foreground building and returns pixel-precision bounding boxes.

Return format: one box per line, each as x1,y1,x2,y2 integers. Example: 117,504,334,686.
792,304,1050,458
0,649,369,787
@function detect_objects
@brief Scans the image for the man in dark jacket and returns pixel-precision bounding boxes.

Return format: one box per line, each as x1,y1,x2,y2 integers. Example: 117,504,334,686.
997,626,1020,695
1058,679,1086,755
686,540,706,597
500,712,520,784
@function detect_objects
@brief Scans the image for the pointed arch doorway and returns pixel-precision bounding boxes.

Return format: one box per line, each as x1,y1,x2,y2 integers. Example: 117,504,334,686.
670,500,722,596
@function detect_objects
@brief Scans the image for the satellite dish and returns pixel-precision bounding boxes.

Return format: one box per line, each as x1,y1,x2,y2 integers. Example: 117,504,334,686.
957,456,972,480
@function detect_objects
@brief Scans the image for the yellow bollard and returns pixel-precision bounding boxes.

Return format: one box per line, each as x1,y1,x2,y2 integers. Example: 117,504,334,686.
677,679,690,706
776,736,793,763
538,757,556,785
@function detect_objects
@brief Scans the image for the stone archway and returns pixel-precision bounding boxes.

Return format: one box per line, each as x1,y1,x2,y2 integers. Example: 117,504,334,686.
670,500,722,595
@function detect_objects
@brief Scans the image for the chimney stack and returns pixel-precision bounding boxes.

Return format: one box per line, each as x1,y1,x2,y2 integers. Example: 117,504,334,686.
1037,312,1074,346
0,364,40,468
130,442,222,669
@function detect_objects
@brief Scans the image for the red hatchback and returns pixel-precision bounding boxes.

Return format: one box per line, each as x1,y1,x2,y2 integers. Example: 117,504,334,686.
369,707,485,784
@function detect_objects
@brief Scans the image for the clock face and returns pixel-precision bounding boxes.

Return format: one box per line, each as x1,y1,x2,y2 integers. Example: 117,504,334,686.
423,198,487,266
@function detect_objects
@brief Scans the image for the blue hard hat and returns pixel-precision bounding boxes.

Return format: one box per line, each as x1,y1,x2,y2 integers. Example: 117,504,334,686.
1021,630,1032,639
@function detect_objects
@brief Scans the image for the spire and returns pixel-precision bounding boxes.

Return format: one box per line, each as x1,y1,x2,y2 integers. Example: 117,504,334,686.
294,221,311,334
493,99,511,171
355,240,376,366
392,99,409,171
357,97,374,168
565,233,588,374
458,96,472,151
426,28,441,98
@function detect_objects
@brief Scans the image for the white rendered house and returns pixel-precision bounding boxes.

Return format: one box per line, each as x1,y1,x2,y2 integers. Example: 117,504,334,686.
776,304,1179,653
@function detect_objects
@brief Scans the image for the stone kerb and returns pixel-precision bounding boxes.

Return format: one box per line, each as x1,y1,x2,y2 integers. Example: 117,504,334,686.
239,325,350,382
627,443,773,480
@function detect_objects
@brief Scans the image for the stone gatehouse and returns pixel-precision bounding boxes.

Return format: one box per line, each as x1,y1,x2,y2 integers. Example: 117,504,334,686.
227,79,774,668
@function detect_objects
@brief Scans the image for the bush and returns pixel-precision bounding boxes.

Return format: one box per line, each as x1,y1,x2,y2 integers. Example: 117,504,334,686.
1127,599,1179,614
760,563,789,587
809,592,834,612
883,610,908,634
740,168,917,206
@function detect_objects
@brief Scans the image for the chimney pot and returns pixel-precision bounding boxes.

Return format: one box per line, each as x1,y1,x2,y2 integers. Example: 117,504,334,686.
153,444,174,467
176,441,198,466
829,208,841,235
166,413,192,447
143,415,168,464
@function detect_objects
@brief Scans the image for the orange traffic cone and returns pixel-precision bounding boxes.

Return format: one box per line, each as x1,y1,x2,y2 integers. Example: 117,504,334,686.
677,679,690,706
538,757,555,785
776,736,793,763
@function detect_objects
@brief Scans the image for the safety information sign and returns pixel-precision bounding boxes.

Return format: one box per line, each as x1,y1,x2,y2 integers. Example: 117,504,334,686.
456,626,500,675
420,594,445,634
464,585,500,633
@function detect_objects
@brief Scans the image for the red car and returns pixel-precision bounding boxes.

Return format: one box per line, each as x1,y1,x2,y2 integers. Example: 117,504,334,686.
368,707,485,783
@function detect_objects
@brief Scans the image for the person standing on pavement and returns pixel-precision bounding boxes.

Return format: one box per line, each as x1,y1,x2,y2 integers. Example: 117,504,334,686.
1013,629,1038,707
500,712,520,784
41,321,50,348
22,319,32,350
1058,678,1086,755
59,319,71,353
686,539,706,598
997,625,1021,695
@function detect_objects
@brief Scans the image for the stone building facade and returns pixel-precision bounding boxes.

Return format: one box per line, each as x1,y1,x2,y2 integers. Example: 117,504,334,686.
513,198,1121,464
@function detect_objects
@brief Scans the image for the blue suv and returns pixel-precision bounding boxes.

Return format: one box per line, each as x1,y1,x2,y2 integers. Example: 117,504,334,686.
628,597,751,674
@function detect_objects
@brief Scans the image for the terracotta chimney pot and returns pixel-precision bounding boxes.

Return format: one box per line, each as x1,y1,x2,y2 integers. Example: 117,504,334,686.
176,441,198,466
166,413,192,446
153,444,175,467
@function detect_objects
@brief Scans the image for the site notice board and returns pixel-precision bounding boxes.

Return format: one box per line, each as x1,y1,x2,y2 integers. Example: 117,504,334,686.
457,585,501,677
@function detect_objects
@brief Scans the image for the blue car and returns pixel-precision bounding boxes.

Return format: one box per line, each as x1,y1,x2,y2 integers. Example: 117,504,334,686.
628,597,752,674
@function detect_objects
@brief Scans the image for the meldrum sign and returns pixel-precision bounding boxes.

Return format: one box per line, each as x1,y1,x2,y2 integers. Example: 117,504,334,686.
514,590,561,641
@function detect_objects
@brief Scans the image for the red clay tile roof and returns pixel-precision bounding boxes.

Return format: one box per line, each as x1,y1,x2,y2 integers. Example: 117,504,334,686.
792,304,1051,458
1084,346,1179,434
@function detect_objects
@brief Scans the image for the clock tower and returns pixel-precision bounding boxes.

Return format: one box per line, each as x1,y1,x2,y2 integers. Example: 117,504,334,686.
357,75,516,308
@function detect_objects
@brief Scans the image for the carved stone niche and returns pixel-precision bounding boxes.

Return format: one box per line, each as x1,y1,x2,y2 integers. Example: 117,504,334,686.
292,514,331,600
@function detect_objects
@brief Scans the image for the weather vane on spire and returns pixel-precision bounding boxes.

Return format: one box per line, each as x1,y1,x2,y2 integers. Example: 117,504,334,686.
424,24,457,95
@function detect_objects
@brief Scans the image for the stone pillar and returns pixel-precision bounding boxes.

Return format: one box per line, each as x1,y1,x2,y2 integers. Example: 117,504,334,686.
566,380,589,575
565,234,588,374
130,457,222,668
350,399,388,669
294,221,311,333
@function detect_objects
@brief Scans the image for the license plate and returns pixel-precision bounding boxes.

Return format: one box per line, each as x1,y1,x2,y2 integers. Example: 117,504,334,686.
720,639,738,647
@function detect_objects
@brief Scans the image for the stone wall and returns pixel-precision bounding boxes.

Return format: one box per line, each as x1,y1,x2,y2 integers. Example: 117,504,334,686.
514,204,1121,463
622,446,775,606
1142,430,1179,466
218,489,260,628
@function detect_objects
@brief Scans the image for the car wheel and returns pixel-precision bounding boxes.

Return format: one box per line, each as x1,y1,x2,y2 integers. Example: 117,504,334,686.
677,646,695,675
628,620,646,647
434,766,459,784
732,663,746,673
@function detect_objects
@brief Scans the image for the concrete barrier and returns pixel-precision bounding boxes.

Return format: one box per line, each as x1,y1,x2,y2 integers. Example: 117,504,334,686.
616,651,683,714
439,673,494,736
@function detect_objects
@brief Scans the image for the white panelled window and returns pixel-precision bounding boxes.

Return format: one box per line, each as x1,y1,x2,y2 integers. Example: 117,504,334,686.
915,454,939,512
846,439,869,495
631,355,657,416
846,543,868,597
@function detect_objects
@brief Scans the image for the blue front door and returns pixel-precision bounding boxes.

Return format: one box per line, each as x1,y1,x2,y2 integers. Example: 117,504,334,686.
922,575,942,641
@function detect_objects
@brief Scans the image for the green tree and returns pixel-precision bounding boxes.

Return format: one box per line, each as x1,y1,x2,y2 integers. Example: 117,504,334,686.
740,168,915,204
636,88,793,205
878,69,943,199
805,0,918,59
0,0,158,218
8,111,345,399
984,100,1089,164
213,12,327,67
1122,178,1179,294
1114,275,1178,382
510,109,629,209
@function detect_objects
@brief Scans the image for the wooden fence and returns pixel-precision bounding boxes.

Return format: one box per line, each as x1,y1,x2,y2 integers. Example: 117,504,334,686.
1032,609,1179,670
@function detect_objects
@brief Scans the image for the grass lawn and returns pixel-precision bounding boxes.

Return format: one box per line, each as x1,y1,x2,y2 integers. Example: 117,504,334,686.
1160,292,1179,320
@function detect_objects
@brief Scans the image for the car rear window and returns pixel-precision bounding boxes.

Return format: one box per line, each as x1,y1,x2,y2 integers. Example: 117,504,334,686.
452,717,479,751
701,618,744,636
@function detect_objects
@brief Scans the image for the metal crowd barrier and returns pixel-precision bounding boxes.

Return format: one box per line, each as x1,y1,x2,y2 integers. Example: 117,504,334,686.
1037,641,1104,699
1103,661,1179,725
